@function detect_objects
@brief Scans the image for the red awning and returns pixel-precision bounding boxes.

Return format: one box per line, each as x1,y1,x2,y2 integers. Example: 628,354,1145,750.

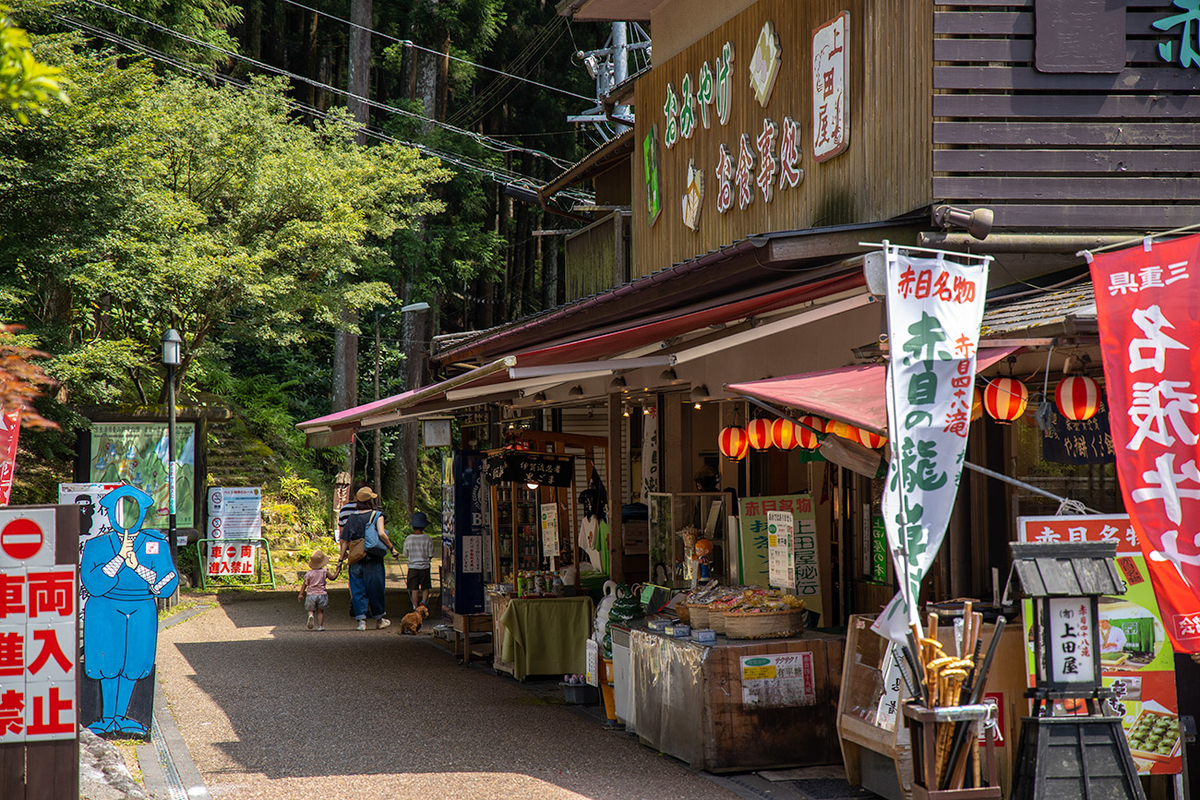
726,347,1020,435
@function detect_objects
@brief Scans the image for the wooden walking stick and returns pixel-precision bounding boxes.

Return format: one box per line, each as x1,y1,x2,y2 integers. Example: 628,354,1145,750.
940,616,1006,790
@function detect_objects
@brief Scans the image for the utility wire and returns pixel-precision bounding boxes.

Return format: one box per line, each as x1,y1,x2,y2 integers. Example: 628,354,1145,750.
273,0,593,103
71,0,574,169
55,14,593,203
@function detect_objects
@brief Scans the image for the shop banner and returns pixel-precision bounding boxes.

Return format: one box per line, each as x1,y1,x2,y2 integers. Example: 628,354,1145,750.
0,409,20,506
1090,234,1200,653
739,494,819,616
874,247,989,644
1018,515,1181,775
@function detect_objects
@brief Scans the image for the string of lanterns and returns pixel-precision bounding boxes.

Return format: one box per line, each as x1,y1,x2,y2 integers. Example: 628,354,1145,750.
716,374,1101,460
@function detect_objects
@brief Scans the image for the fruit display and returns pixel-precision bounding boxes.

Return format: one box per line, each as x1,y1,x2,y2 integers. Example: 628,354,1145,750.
1127,711,1179,759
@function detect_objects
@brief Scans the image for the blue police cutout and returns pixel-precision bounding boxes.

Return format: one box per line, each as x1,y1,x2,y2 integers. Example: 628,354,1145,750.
80,485,178,736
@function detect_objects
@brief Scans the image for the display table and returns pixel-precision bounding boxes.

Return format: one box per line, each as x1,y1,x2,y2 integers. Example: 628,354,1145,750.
452,613,492,665
630,625,844,772
493,595,594,681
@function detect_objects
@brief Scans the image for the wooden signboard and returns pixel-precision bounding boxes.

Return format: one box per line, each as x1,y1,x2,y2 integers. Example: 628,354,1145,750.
483,451,575,488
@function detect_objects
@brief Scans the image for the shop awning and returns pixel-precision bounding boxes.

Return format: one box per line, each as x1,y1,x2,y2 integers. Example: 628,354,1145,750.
726,347,1020,436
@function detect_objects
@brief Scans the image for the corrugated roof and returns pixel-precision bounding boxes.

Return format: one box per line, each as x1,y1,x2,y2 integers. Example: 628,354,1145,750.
981,281,1095,337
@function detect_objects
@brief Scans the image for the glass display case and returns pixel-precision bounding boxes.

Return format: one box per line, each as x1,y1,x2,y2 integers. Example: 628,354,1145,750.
493,483,541,582
646,492,730,587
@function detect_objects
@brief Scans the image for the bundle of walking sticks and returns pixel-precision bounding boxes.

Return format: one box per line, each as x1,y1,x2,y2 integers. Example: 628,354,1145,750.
902,601,1006,791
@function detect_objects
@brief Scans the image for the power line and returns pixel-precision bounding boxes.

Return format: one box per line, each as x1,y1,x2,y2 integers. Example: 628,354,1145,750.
274,0,594,103
55,14,593,203
72,0,574,169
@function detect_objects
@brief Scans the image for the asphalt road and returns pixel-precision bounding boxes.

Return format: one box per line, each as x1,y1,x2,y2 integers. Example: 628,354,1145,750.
154,589,740,800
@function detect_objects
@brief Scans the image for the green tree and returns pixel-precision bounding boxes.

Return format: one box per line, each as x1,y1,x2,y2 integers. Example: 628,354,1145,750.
0,46,450,406
1,4,66,122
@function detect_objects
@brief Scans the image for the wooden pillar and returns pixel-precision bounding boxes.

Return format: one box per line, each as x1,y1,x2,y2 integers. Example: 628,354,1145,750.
663,395,685,494
608,393,624,582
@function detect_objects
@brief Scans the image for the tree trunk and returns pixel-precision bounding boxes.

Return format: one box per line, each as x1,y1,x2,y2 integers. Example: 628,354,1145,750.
542,234,558,310
243,0,262,61
303,9,320,108
348,0,372,142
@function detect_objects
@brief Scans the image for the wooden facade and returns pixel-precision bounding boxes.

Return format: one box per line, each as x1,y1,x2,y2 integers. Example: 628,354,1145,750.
564,211,630,302
632,0,933,278
934,0,1200,229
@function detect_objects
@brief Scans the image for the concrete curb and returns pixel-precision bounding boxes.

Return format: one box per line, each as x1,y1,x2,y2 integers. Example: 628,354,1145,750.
135,605,216,800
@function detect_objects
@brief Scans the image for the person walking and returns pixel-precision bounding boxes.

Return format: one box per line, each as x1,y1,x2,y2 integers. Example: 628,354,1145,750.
339,487,399,631
299,550,340,631
403,511,435,611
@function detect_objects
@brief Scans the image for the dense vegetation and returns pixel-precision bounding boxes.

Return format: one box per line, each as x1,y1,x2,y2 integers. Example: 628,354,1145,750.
1,0,608,549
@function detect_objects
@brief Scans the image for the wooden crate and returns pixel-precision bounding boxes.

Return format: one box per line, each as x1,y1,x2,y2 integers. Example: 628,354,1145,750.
698,632,844,772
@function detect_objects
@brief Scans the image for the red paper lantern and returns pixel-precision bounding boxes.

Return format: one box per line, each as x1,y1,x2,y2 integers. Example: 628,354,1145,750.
796,415,824,449
719,426,749,460
770,419,799,450
971,387,983,422
746,418,772,450
827,420,861,441
858,428,888,449
1055,375,1101,421
983,378,1028,422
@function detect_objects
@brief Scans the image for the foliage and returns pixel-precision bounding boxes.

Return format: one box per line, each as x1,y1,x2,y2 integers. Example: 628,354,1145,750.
0,48,451,407
0,4,66,122
0,323,57,428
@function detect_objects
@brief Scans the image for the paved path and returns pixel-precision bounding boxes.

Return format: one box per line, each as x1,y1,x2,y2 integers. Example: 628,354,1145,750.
154,590,739,800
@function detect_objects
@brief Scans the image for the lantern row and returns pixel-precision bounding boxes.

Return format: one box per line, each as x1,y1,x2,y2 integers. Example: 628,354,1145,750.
717,376,1102,460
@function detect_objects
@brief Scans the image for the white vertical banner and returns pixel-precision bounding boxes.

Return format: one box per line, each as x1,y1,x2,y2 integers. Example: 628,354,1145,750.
873,246,989,644
766,510,795,589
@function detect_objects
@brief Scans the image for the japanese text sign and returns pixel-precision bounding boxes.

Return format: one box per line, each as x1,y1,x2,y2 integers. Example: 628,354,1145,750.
1047,598,1097,684
1091,233,1200,652
205,543,256,577
874,247,989,644
0,508,76,743
766,510,795,590
1019,515,1181,775
740,495,820,616
812,12,849,162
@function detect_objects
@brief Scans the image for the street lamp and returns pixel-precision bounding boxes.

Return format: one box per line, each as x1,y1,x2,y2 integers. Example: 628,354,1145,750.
161,329,182,557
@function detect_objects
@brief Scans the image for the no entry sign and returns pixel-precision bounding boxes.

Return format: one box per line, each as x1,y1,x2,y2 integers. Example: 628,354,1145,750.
0,509,55,568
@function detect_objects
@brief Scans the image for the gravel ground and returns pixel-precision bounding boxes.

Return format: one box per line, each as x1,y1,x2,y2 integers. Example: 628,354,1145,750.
154,589,739,800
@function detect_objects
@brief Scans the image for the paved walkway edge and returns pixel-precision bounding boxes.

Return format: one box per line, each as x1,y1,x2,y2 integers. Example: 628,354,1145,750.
138,605,216,800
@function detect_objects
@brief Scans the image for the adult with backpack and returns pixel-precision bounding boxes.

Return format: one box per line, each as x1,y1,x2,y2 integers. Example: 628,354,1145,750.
339,486,399,630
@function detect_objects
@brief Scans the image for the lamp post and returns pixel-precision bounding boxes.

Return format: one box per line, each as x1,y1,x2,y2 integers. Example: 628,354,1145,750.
161,329,182,568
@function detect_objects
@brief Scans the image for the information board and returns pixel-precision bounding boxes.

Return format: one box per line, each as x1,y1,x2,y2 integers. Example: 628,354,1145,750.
766,510,794,589
206,487,262,577
88,422,196,527
740,652,816,707
739,494,820,616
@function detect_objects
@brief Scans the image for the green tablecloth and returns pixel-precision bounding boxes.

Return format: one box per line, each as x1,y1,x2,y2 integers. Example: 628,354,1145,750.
499,596,594,680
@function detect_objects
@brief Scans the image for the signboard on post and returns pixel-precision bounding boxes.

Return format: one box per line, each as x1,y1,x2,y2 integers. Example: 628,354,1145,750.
206,487,262,577
739,494,820,616
0,505,80,799
1018,515,1182,775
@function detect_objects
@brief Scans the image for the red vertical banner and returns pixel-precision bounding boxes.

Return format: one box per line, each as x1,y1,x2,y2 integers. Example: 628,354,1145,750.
1091,233,1200,653
0,411,21,507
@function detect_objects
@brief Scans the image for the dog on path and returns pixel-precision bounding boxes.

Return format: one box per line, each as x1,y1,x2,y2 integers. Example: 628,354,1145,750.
400,604,429,635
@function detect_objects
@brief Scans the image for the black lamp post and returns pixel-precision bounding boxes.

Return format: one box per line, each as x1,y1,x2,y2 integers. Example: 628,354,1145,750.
161,329,182,553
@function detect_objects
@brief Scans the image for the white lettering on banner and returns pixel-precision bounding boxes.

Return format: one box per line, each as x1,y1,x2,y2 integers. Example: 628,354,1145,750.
1128,306,1187,373
716,145,734,214
1127,380,1198,450
1149,530,1200,587
1131,452,1200,524
872,247,989,645
778,116,803,189
1107,263,1191,296
756,118,779,203
735,133,756,209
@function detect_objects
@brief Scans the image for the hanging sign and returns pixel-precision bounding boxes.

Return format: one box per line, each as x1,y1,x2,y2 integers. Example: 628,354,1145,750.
1090,232,1200,653
484,451,575,488
873,246,989,644
1018,515,1181,774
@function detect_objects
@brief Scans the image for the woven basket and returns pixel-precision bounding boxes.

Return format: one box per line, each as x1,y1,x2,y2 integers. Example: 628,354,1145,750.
676,603,692,625
723,609,806,639
689,604,710,629
709,608,729,634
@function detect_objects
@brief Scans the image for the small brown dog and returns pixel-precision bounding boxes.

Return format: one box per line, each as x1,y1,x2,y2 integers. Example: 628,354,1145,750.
400,604,429,635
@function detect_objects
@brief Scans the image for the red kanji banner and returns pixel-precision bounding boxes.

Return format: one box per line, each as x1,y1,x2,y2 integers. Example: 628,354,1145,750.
0,410,20,507
1091,233,1200,652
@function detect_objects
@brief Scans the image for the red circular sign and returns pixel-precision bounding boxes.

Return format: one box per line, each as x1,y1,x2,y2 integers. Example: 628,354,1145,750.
1,517,44,560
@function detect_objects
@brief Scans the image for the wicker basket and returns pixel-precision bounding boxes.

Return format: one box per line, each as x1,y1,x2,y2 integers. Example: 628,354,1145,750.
676,603,692,625
709,608,728,634
723,609,806,639
689,604,710,629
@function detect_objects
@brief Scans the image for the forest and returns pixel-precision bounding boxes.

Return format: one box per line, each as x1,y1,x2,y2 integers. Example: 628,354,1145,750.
1,0,618,547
